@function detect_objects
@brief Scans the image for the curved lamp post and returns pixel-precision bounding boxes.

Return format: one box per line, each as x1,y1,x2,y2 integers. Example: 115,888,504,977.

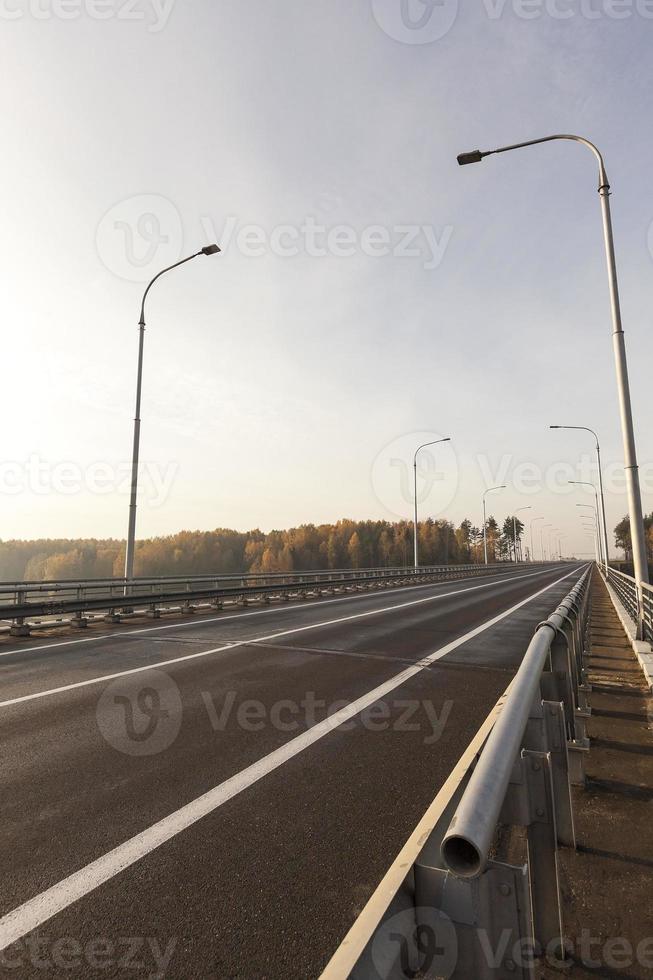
482,485,506,565
458,134,649,635
550,424,610,569
125,244,221,582
569,482,604,565
542,523,552,561
531,516,544,563
581,516,600,563
413,437,451,569
513,506,531,562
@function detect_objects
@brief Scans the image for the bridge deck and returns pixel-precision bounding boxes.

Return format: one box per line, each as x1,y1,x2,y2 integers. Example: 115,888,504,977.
0,564,583,978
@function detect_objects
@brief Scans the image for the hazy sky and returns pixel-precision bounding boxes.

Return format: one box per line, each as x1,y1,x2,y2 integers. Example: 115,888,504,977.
1,0,652,558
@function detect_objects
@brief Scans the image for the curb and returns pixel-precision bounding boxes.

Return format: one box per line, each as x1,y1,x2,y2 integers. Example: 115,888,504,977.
602,576,653,692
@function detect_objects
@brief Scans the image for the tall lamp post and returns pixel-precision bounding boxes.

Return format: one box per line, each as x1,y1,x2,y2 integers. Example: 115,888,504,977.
124,244,221,582
579,503,600,562
550,425,610,568
542,523,552,561
483,485,506,565
513,506,531,562
531,516,544,563
569,482,604,566
413,437,451,569
581,517,600,563
458,134,649,636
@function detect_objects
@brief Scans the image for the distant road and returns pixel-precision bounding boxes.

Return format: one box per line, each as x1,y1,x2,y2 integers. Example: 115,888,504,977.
0,563,583,978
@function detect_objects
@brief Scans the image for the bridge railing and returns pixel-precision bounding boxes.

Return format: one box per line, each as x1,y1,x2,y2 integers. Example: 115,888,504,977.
602,565,653,641
0,561,545,636
322,564,591,980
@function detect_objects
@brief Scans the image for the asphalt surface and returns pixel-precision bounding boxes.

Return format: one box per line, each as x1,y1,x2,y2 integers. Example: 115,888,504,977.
0,563,585,979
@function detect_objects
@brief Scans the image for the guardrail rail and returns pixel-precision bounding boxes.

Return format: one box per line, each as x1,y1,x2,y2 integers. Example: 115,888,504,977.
322,564,592,980
0,562,554,637
602,564,653,642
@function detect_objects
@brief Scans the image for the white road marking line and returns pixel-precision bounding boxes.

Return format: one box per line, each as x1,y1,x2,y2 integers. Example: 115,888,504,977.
0,567,567,709
0,565,584,952
0,566,559,658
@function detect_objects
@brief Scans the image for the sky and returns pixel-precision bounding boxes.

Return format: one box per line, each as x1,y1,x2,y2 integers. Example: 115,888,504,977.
1,0,652,559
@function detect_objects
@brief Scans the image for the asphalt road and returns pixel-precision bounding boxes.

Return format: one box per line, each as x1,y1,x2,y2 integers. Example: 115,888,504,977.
0,563,585,979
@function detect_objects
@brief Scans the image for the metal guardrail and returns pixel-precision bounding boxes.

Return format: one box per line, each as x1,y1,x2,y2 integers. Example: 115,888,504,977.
324,564,592,979
0,562,545,636
603,565,653,642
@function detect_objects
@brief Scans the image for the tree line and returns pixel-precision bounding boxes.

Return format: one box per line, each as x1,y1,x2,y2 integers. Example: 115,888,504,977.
613,513,653,566
0,515,530,581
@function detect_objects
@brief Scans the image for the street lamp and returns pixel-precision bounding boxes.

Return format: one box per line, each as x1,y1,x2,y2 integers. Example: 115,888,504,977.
482,485,506,565
531,516,544,563
458,134,649,635
550,425,610,568
124,244,221,582
413,437,451,568
513,506,531,562
542,523,552,561
581,523,600,563
569,482,604,565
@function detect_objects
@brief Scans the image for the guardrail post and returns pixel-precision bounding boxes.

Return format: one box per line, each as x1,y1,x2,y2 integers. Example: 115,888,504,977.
521,750,564,960
541,702,575,849
524,698,575,849
10,589,30,637
414,861,534,978
70,588,88,629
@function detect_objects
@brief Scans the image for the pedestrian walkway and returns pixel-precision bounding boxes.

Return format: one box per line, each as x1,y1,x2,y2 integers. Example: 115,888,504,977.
541,569,653,978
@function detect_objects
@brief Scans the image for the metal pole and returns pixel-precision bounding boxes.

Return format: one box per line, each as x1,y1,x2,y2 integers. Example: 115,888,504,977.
551,426,611,571
413,458,418,570
124,321,145,582
531,516,543,563
412,437,451,570
595,441,610,568
123,245,220,582
599,184,649,612
458,134,649,637
482,485,506,565
570,482,604,566
514,506,531,564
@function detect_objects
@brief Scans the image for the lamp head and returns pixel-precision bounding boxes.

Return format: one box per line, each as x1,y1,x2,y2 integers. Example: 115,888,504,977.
457,150,485,166
201,244,221,256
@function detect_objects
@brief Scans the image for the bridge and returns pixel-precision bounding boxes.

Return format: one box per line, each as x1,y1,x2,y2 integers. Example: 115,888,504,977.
1,560,651,977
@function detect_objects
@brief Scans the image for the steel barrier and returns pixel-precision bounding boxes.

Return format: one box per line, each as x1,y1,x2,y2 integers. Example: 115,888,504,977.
0,562,552,636
602,564,653,642
322,563,592,980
